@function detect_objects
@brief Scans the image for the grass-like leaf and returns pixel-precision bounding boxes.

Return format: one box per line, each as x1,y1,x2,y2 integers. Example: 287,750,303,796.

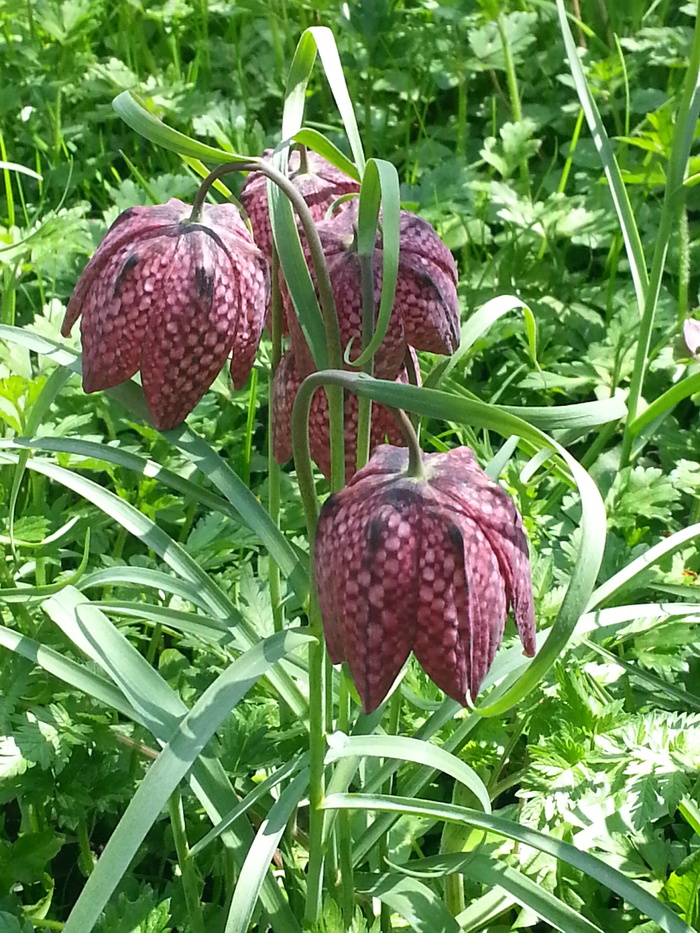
113,90,250,164
426,295,539,390
63,626,312,933
324,794,694,933
384,853,604,933
2,452,309,717
325,733,491,813
224,769,310,933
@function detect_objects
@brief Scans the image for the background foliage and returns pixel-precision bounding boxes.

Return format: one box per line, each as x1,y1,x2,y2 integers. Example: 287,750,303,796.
1,0,700,931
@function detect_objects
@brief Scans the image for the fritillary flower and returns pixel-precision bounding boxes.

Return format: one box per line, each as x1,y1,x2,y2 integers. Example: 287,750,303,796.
61,198,269,430
314,445,535,712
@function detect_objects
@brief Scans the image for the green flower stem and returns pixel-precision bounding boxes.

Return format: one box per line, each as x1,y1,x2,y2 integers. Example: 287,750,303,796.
268,250,284,639
304,586,326,927
620,12,700,466
497,11,529,191
168,788,206,933
337,671,355,924
678,206,689,326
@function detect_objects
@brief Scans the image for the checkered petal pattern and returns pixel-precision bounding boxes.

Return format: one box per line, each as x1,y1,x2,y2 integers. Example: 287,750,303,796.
314,445,535,712
61,198,269,430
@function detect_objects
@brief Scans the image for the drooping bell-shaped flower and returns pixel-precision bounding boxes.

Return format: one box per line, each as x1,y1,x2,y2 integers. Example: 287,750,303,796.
272,349,412,481
240,148,360,263
314,445,536,712
61,198,269,430
286,200,460,379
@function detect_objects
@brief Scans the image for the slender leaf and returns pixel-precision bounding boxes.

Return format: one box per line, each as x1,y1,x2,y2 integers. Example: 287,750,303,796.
224,770,310,933
325,733,491,813
113,91,251,165
385,853,604,933
63,628,312,933
324,794,694,933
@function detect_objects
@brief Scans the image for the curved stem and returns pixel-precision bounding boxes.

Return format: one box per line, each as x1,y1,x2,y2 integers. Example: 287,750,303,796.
292,371,425,537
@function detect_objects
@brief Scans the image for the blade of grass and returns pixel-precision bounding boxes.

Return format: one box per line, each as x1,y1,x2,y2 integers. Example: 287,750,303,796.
63,627,312,933
324,794,694,933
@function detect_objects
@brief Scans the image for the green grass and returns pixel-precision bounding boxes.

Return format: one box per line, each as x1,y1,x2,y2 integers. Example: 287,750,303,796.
1,1,700,932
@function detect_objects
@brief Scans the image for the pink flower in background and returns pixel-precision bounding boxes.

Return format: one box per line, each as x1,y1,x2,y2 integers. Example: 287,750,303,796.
62,198,269,430
314,445,536,712
683,319,700,359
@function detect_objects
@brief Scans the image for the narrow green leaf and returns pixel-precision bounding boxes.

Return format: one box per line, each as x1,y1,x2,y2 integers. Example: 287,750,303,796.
44,587,186,732
224,770,310,933
351,159,401,368
191,755,309,858
81,567,215,613
282,28,364,172
64,629,312,933
0,530,90,602
291,128,360,181
582,639,700,711
325,733,490,813
426,295,539,390
2,453,308,716
628,372,700,437
387,854,604,933
588,523,700,610
14,595,298,933
95,601,232,644
0,625,140,722
162,425,308,602
0,160,42,180
344,374,625,433
324,794,694,933
112,91,251,165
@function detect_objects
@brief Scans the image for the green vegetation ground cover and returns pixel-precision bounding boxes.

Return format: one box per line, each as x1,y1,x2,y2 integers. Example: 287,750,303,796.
1,0,700,931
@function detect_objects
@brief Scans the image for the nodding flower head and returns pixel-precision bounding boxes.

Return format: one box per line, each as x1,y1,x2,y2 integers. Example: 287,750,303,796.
61,198,269,430
286,201,460,379
314,445,535,712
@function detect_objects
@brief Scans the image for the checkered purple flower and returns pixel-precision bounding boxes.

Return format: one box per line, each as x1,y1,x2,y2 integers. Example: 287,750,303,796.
61,198,268,430
314,445,536,712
